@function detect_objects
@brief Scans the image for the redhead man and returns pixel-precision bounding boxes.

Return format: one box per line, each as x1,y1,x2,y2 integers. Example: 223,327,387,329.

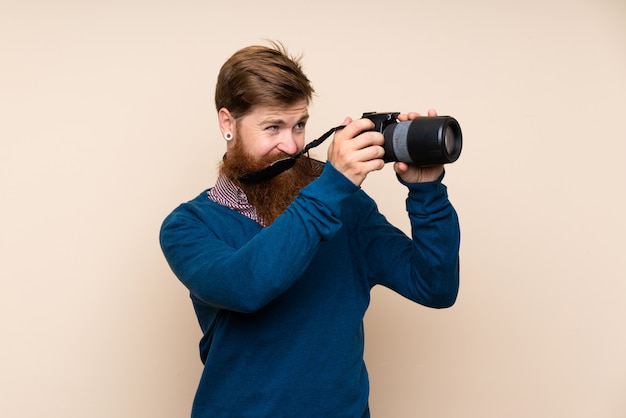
160,41,460,418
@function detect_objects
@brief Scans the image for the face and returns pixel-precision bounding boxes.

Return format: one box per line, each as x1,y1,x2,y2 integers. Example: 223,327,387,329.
218,101,320,226
221,101,309,163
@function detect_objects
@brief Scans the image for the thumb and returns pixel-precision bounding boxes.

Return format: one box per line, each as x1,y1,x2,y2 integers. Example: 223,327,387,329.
394,162,409,174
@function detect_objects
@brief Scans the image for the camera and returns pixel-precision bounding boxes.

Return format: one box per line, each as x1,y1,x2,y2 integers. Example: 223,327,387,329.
362,112,462,166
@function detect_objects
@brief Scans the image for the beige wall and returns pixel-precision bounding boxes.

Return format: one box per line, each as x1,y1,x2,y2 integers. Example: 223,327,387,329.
1,0,625,417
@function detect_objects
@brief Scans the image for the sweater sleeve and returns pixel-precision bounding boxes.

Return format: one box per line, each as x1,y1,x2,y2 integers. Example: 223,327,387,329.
359,172,460,308
159,163,359,313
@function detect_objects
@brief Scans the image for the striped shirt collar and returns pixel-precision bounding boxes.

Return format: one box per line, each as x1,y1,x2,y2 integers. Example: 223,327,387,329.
207,174,262,224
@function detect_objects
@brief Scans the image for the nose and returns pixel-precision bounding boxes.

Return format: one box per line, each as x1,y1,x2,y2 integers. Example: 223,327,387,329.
276,132,299,155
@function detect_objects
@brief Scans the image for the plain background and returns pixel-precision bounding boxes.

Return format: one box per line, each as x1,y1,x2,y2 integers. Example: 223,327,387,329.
1,0,625,417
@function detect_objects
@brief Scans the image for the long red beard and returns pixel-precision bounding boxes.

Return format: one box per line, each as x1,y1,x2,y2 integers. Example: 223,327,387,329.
220,141,323,225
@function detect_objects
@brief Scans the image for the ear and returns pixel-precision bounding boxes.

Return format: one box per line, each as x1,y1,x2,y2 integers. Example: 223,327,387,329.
218,107,235,137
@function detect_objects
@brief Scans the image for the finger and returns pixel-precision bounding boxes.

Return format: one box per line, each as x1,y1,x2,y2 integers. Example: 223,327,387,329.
427,108,438,117
393,161,409,174
332,117,359,142
352,145,384,165
361,157,385,173
339,118,374,140
397,112,422,121
353,131,384,150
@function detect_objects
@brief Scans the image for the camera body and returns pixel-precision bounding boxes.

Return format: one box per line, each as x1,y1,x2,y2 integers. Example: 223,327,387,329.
362,112,462,166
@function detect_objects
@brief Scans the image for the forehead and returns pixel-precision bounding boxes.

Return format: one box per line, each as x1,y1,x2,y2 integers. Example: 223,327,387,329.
244,101,309,124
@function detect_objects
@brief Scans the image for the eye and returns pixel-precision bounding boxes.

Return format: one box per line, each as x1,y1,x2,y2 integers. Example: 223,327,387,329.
265,125,279,132
295,121,306,130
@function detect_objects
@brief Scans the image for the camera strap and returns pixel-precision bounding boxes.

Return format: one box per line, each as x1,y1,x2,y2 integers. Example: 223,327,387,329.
239,124,345,183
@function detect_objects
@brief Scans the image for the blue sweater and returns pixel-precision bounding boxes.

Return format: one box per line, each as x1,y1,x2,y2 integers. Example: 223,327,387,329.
159,162,460,417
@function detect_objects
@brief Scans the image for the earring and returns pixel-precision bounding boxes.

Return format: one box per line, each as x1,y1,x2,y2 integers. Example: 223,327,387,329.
224,132,233,141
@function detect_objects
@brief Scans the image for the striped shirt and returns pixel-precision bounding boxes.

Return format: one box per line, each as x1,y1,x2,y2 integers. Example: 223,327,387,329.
207,174,262,225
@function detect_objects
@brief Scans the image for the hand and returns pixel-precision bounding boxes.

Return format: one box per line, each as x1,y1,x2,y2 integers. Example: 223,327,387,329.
327,117,385,186
393,109,445,183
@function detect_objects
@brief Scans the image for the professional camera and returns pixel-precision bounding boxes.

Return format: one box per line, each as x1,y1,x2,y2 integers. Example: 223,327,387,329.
362,112,462,166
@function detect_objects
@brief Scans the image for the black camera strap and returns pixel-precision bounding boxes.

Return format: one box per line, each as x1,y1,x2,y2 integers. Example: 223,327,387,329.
239,124,345,183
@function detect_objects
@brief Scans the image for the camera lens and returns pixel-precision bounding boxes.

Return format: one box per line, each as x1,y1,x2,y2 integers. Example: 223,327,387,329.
381,116,462,165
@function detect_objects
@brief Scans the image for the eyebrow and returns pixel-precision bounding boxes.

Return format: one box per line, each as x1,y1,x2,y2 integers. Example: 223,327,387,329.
261,114,309,126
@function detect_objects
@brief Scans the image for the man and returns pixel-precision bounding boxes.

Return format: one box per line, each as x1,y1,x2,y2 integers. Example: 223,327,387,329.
160,41,460,417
